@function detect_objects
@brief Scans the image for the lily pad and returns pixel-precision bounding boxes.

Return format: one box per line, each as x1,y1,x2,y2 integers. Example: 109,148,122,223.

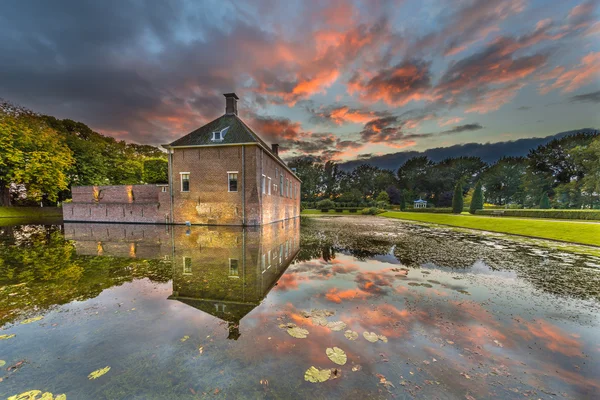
363,332,379,342
344,330,358,340
304,366,331,383
20,316,44,325
7,390,42,400
180,335,190,342
312,316,328,326
278,322,296,329
326,347,347,365
302,309,335,319
88,366,111,380
0,334,16,340
327,321,347,331
378,334,388,343
287,327,309,338
0,360,5,367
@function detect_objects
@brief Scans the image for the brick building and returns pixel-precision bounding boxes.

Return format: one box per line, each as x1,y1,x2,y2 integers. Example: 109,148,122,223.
63,93,301,226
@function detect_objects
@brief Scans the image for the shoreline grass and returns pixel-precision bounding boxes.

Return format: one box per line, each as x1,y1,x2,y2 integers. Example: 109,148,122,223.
0,206,63,219
380,211,600,247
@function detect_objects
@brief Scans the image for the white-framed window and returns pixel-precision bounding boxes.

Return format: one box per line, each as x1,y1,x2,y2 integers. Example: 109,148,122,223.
229,258,239,278
212,126,229,142
261,253,266,273
280,175,284,196
183,256,192,275
262,174,266,194
161,186,167,193
180,172,190,192
228,171,238,192
268,177,272,195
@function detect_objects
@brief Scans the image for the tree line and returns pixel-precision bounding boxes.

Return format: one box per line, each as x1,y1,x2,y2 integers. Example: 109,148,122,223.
289,131,600,209
0,102,168,206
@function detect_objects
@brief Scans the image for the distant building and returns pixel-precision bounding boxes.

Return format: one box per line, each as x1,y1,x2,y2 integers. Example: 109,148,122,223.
413,198,427,208
63,93,301,226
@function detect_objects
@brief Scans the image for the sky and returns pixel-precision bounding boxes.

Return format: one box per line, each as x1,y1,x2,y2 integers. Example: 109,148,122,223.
1,0,599,162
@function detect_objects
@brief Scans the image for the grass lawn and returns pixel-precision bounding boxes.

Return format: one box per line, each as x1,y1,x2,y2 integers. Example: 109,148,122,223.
0,206,63,219
302,209,364,216
381,211,600,247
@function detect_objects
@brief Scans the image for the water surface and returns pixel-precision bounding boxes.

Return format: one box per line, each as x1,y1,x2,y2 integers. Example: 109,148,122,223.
1,217,599,399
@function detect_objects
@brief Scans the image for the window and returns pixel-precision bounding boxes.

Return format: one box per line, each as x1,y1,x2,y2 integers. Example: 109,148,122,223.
212,126,229,142
228,172,238,192
229,259,239,277
280,175,284,196
180,173,190,192
262,174,266,194
261,254,266,273
183,257,192,274
268,177,272,195
161,186,167,193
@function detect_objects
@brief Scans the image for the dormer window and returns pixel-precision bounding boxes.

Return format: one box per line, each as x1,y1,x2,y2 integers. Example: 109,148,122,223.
212,126,229,142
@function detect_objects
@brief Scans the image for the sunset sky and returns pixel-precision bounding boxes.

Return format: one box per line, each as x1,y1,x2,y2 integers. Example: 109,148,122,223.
1,0,599,162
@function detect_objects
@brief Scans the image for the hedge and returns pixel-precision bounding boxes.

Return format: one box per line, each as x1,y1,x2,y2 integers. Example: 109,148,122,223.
405,207,454,213
475,209,600,220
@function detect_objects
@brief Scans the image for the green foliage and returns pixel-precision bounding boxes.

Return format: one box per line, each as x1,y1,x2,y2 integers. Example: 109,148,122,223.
316,199,335,210
452,181,464,214
0,109,74,203
474,209,600,220
143,158,168,183
338,188,363,204
539,192,551,209
361,207,385,215
400,192,406,211
469,181,484,214
376,190,390,204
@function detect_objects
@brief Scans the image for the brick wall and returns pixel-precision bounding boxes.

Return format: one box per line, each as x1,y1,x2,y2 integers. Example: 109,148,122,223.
170,144,300,225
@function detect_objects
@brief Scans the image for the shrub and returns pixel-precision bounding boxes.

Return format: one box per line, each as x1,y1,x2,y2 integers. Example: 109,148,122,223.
400,192,406,211
469,181,484,214
361,207,385,215
376,191,390,204
474,209,600,220
452,181,464,214
539,192,551,209
316,199,335,211
407,207,453,213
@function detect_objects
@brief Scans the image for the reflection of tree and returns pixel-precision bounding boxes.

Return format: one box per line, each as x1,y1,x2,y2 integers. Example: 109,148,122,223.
0,225,171,326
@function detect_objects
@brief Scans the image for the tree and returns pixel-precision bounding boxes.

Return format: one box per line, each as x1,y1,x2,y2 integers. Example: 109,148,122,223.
452,181,464,214
143,158,168,183
539,192,551,209
469,181,484,214
400,191,406,211
480,157,526,205
386,185,402,205
0,108,74,204
376,191,390,204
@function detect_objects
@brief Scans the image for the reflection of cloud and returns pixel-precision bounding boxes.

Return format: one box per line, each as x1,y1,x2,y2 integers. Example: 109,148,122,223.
515,319,584,357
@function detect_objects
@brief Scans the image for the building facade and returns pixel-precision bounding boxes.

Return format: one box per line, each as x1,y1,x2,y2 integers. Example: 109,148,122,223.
63,93,301,226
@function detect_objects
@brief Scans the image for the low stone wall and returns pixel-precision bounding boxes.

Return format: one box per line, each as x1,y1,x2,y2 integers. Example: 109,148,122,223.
63,202,168,223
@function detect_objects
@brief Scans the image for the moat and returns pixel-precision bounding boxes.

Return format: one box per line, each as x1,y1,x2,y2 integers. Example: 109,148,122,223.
1,217,599,399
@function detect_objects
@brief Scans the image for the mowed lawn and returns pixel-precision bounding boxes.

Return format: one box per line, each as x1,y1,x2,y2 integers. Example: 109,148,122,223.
0,206,63,218
381,211,600,247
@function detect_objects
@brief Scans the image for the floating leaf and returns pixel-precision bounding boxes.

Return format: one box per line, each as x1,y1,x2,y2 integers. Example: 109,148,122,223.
378,334,388,343
278,323,296,329
363,332,379,342
329,368,341,380
287,327,309,338
0,360,5,367
326,347,347,365
304,366,331,383
352,365,362,372
344,330,358,340
88,366,111,380
20,316,43,325
327,321,346,331
180,335,190,342
302,309,335,319
55,395,67,400
8,390,42,400
312,316,328,326
0,334,16,340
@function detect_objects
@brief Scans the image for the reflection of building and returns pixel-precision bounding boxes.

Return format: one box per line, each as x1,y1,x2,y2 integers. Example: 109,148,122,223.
64,218,300,339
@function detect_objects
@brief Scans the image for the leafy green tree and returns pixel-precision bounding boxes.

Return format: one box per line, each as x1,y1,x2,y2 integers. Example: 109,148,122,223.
469,181,484,214
288,157,324,201
386,185,402,205
376,191,390,204
338,188,362,204
569,136,600,208
480,157,526,205
452,181,464,214
143,158,168,183
0,108,74,204
400,191,406,211
539,192,551,209
316,199,335,210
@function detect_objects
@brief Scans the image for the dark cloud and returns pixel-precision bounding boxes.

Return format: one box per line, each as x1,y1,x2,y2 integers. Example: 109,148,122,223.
517,106,532,110
441,123,484,135
569,90,600,104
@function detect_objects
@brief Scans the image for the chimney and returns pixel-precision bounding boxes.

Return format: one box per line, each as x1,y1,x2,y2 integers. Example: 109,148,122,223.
224,93,239,115
271,143,279,156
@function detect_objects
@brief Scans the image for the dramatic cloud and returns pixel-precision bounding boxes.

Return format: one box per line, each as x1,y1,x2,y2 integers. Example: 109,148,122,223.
0,0,597,158
569,90,600,104
441,123,484,135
